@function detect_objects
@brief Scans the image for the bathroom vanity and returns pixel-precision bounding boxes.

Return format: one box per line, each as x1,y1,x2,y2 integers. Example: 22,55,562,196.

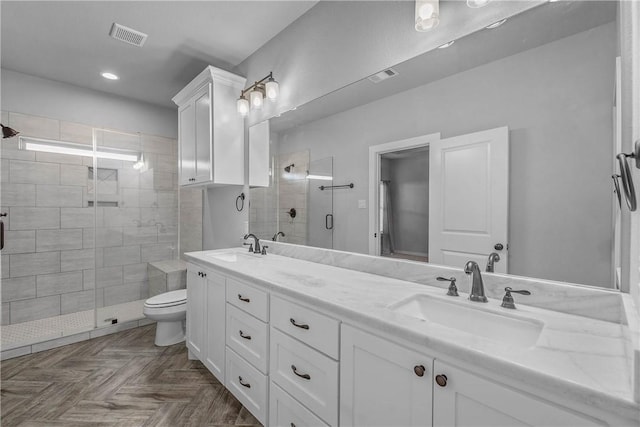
183,245,639,427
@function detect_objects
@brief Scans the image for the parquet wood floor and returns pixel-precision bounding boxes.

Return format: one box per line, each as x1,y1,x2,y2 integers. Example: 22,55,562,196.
1,325,262,427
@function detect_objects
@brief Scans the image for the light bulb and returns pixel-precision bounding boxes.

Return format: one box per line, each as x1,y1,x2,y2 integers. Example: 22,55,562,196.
265,78,279,101
250,89,263,110
467,0,490,8
415,0,439,32
237,97,249,116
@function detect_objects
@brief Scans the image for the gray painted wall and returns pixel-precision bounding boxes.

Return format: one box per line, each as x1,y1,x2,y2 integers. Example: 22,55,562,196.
1,69,177,138
235,1,542,127
275,23,615,287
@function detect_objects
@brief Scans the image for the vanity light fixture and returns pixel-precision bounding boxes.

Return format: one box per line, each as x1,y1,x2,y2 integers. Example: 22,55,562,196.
438,40,455,49
415,0,439,32
467,0,490,8
101,72,119,80
237,72,279,116
485,18,507,29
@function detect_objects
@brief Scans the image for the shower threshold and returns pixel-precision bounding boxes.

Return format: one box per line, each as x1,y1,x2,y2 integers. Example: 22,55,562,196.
1,300,151,359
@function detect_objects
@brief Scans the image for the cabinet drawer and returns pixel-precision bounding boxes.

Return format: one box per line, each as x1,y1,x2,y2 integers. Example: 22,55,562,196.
270,328,338,426
270,382,329,427
225,347,268,425
271,296,340,359
226,304,269,374
226,277,268,322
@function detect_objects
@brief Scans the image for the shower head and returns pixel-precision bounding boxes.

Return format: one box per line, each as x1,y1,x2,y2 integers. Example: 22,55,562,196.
1,124,19,139
284,163,294,173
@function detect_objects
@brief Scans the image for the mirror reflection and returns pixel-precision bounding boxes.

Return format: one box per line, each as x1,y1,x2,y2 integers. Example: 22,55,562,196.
250,1,619,289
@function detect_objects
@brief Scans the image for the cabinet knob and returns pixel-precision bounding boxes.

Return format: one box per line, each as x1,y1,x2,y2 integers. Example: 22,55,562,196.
435,374,448,387
414,365,426,377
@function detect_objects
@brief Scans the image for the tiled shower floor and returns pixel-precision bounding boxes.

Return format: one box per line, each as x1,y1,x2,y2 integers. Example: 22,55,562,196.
1,299,146,351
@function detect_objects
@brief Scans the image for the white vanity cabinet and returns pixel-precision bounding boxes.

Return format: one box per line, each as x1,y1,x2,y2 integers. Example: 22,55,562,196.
340,325,434,427
172,66,246,187
186,263,226,384
225,277,270,425
432,361,604,427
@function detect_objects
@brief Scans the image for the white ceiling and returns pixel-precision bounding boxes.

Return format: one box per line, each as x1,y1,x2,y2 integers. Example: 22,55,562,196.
1,1,317,108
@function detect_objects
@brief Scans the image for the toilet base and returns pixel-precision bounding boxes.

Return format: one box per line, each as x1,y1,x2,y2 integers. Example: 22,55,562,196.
154,320,185,346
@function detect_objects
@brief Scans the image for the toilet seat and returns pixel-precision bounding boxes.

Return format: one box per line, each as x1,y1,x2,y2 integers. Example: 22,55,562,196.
144,289,186,309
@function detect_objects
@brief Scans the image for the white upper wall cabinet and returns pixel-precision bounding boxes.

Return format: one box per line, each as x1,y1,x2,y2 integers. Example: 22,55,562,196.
173,66,246,187
249,120,270,187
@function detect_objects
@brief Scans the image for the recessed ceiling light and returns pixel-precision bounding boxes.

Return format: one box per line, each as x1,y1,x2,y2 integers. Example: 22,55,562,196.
101,72,119,80
467,0,490,8
438,41,455,49
485,18,507,29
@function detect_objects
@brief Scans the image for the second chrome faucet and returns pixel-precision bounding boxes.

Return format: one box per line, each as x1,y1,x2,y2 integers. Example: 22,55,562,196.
464,261,488,302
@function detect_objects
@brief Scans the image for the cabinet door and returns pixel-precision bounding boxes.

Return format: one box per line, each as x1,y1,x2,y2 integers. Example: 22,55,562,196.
432,361,604,426
340,325,433,427
249,120,270,187
186,269,205,359
179,102,196,185
204,270,226,384
194,83,212,183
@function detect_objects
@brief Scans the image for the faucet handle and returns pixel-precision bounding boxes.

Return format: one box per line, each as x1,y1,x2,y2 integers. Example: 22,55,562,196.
261,245,269,255
501,287,531,309
243,242,253,252
437,277,459,297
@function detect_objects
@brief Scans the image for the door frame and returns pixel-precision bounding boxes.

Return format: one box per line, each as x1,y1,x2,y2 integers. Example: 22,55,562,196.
368,133,440,255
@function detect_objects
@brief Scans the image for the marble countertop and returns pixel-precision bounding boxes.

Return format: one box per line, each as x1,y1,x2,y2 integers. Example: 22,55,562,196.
184,248,639,421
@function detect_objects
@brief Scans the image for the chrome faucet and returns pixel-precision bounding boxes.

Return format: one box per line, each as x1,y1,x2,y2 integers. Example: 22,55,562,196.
486,252,501,272
243,234,261,254
464,261,488,302
272,231,285,241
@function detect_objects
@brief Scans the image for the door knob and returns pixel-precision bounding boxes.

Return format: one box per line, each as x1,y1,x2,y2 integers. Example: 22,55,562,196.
494,243,504,251
435,374,448,387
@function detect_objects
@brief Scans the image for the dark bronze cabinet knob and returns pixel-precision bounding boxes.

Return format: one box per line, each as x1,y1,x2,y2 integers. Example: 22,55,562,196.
414,365,426,377
435,374,448,387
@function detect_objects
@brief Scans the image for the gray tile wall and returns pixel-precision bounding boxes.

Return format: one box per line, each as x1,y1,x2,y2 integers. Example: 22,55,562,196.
0,112,179,325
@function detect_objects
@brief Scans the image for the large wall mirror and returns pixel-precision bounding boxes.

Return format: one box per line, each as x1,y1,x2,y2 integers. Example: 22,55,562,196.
250,0,622,289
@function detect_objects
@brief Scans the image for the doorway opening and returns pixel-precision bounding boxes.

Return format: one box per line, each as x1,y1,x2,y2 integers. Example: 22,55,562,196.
379,147,429,262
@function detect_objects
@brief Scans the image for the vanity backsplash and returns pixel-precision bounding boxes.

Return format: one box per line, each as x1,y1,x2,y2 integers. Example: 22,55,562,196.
267,242,626,324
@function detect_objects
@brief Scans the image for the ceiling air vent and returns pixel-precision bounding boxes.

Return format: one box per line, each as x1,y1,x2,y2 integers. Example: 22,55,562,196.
109,23,148,47
368,68,399,83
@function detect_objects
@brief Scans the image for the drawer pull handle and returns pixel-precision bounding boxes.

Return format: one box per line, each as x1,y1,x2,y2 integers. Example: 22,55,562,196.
291,365,311,380
289,318,310,330
238,376,251,388
239,330,252,340
238,294,250,303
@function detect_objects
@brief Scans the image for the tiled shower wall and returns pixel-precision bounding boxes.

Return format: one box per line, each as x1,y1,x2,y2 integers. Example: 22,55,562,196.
0,111,179,325
277,150,309,245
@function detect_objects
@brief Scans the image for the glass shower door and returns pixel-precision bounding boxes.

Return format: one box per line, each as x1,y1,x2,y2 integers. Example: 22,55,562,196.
0,128,97,349
307,157,334,249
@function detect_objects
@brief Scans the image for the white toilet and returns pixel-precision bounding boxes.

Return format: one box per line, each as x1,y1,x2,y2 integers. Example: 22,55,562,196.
143,289,187,346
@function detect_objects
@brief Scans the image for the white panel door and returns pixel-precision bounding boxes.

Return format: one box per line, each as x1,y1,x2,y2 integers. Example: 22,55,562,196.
433,361,604,426
186,268,205,359
429,126,509,272
204,270,226,384
340,325,433,427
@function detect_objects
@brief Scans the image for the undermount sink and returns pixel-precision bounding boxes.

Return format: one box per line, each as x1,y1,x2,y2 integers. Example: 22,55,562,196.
388,294,543,348
205,251,258,262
